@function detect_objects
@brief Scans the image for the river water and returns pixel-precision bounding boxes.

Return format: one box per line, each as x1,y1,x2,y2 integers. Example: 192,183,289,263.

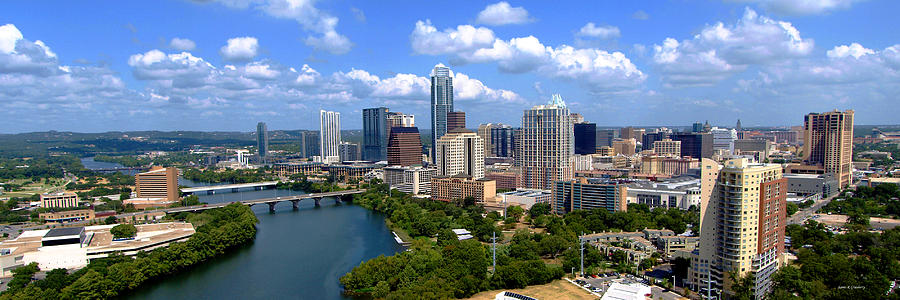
79,159,402,299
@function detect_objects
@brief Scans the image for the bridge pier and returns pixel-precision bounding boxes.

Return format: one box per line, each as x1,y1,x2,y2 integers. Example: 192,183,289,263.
267,202,277,213
232,188,240,193
314,197,321,207
291,200,300,210
255,186,262,191
207,190,214,195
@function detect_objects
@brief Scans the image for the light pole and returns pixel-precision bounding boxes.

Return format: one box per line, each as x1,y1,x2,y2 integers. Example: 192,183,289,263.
491,231,497,274
580,232,584,278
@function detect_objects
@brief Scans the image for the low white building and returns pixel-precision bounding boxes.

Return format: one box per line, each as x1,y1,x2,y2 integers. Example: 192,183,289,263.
499,189,552,209
383,166,436,196
624,177,701,210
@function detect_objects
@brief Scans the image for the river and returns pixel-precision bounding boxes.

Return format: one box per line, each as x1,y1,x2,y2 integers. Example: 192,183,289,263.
79,159,402,299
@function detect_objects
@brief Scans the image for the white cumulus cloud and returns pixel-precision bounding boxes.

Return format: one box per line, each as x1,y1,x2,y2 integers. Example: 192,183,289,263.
411,21,644,91
826,43,874,59
651,7,813,86
202,0,352,54
577,23,621,39
475,2,533,26
169,38,196,51
732,0,864,15
220,37,259,61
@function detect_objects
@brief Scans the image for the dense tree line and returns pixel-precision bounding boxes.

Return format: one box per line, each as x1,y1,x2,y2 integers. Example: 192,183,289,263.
276,178,346,194
0,204,259,299
182,167,273,184
351,182,501,242
341,181,700,299
771,220,900,299
821,184,900,217
93,152,205,168
0,156,86,181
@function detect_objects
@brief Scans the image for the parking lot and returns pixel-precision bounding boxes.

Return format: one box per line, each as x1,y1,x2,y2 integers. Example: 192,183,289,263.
574,272,652,295
573,272,685,300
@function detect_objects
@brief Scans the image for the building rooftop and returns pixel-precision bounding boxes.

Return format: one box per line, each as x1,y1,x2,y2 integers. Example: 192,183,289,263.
44,227,84,238
501,189,552,197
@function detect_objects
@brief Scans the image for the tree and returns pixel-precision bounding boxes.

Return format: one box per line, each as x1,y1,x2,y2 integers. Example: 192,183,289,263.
728,270,755,300
110,224,137,239
507,205,525,221
529,203,551,218
104,216,118,225
786,202,799,216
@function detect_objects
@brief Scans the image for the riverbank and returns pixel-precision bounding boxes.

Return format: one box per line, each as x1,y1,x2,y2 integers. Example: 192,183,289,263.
0,204,258,299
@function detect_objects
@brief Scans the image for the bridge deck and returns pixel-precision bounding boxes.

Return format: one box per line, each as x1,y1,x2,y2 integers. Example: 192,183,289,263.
181,181,280,193
125,189,367,215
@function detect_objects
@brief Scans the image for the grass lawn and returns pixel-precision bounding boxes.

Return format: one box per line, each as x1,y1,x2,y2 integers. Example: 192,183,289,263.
466,279,596,300
384,219,413,243
1,178,68,198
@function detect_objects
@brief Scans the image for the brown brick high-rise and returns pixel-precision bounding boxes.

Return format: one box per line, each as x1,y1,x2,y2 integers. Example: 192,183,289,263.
387,126,423,166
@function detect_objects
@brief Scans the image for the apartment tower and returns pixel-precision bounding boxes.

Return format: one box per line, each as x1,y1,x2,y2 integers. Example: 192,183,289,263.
521,94,574,190
802,110,854,188
689,158,787,299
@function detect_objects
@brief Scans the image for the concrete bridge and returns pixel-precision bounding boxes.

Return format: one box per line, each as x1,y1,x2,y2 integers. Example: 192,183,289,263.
132,189,367,215
181,181,280,195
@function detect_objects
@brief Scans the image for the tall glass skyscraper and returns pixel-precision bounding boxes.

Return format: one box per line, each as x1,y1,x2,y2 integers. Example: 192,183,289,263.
319,110,341,164
256,122,268,161
362,107,389,161
430,64,453,163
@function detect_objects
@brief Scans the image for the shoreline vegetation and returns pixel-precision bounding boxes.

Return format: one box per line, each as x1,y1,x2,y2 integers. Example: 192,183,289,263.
339,180,699,299
0,204,259,300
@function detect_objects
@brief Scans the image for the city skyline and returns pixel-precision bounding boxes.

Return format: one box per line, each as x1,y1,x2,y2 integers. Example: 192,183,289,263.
2,1,900,133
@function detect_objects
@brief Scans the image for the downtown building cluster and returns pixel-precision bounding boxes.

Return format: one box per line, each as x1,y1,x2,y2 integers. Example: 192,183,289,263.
247,64,857,299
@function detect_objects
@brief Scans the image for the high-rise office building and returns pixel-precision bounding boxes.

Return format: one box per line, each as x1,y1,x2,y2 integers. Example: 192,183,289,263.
692,122,705,133
300,131,320,158
670,132,713,159
596,129,617,148
569,113,584,124
431,64,454,162
339,142,361,162
620,127,645,142
522,94,574,190
387,127,424,166
435,129,484,179
256,122,268,161
477,123,495,156
612,138,636,156
447,111,466,131
362,107,389,161
319,110,341,164
574,122,597,155
643,131,670,150
490,124,514,157
802,109,854,188
653,139,681,157
689,158,787,299
709,127,737,154
387,112,415,128
513,128,524,167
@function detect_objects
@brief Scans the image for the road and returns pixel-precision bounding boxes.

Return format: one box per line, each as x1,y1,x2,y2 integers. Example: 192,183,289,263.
787,193,838,225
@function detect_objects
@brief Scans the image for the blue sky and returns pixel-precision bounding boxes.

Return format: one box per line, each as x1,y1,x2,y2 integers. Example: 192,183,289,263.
1,0,898,133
